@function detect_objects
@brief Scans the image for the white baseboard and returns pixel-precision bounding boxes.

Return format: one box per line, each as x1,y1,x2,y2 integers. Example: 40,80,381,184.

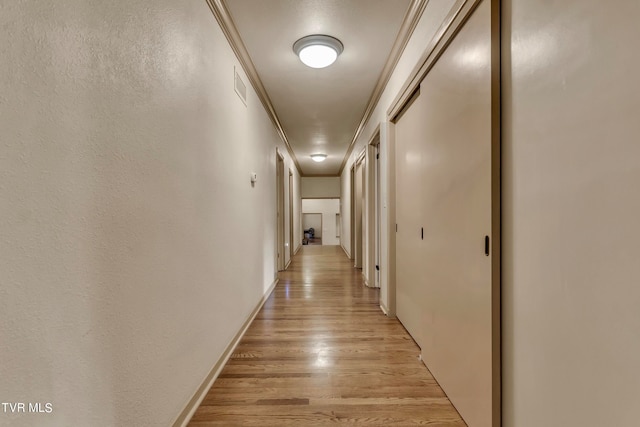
171,278,279,427
381,301,396,319
340,243,351,259
363,273,379,288
380,302,389,316
294,243,302,255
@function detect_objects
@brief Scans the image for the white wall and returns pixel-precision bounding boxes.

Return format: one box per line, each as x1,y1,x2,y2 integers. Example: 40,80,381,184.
301,176,340,198
379,123,394,311
302,199,341,246
285,168,301,263
502,0,640,426
0,1,299,426
340,0,457,309
340,168,352,256
290,171,303,257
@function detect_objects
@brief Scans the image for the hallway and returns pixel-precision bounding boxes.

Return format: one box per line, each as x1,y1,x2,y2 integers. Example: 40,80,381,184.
189,246,465,426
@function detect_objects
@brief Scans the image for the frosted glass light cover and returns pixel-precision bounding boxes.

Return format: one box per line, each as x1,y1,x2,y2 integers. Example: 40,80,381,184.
299,45,338,68
293,35,343,69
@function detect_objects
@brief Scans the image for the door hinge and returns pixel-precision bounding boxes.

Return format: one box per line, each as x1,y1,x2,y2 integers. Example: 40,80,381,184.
484,236,490,256
376,153,379,159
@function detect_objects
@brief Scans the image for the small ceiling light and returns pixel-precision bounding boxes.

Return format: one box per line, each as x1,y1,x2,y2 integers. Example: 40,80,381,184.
293,35,344,69
310,154,328,162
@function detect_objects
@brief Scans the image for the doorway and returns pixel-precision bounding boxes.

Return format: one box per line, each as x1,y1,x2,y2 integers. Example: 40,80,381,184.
302,213,322,245
289,169,294,259
369,138,381,288
353,153,364,269
276,151,285,271
349,165,355,259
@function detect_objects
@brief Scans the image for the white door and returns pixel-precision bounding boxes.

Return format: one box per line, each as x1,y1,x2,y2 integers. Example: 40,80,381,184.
394,0,500,425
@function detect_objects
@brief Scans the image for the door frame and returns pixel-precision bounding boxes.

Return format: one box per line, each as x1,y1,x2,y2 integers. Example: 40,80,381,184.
289,169,294,261
276,149,285,272
366,132,381,288
353,150,365,269
350,164,355,259
362,130,380,288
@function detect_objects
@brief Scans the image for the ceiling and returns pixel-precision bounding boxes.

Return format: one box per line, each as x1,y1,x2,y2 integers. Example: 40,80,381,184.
224,0,413,176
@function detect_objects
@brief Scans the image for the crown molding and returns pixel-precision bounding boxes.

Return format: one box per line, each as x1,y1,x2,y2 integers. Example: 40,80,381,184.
300,196,341,199
205,0,302,176
338,0,430,175
387,0,474,121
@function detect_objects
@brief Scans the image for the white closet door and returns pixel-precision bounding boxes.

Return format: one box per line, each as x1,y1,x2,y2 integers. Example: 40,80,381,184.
394,91,426,349
394,0,499,426
419,1,497,426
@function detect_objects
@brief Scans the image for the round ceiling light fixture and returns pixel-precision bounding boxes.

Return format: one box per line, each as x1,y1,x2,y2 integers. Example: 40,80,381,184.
310,153,328,162
293,35,344,69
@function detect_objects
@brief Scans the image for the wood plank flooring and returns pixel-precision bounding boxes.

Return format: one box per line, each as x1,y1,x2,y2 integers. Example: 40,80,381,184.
189,245,465,426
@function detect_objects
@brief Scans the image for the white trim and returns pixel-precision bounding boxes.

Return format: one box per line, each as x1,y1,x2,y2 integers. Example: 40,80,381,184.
171,278,279,427
355,147,367,166
383,122,397,318
380,302,389,316
340,243,351,259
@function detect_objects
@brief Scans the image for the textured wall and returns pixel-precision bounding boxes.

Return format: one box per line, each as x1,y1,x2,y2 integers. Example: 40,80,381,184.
0,1,298,425
288,170,302,259
300,177,341,198
502,0,640,425
340,0,457,304
340,168,352,256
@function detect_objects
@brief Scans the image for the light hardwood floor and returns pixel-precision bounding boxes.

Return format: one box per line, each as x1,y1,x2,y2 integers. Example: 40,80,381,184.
189,245,465,426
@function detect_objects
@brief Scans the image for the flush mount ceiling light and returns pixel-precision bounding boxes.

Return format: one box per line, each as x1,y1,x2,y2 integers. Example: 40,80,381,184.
293,35,344,69
310,154,328,162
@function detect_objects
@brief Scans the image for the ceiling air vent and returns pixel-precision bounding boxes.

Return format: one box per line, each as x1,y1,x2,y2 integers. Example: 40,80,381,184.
234,66,247,106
